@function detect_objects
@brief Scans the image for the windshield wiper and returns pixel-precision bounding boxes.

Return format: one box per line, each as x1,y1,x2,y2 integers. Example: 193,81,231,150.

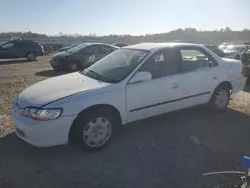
80,70,107,82
87,70,107,82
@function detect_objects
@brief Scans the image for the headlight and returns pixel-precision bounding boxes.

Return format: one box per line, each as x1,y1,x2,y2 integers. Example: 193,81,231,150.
21,107,62,121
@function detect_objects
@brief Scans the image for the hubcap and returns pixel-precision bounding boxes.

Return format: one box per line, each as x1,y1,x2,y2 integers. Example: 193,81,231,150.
28,53,35,60
215,89,229,109
69,63,78,71
83,117,112,147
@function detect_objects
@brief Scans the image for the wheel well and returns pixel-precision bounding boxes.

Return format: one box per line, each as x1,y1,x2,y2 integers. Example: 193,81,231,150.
68,104,121,143
26,51,36,57
235,55,240,59
215,81,233,93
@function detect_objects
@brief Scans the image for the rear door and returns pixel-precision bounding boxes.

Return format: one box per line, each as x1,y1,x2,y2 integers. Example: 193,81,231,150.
178,46,220,108
13,42,29,58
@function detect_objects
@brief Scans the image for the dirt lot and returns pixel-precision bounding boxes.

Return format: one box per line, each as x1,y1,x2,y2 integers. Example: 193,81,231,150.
1,56,250,188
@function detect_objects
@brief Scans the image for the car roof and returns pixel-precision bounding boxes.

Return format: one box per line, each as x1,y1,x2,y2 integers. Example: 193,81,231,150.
123,43,203,51
6,40,38,44
229,44,250,47
77,42,118,48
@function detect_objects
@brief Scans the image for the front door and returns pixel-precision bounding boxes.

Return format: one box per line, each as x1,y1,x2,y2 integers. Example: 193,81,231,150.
0,42,15,58
178,47,220,108
79,45,101,68
126,48,183,123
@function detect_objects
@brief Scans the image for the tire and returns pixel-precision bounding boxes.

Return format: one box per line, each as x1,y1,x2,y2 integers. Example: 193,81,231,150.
68,61,80,72
235,55,240,60
71,109,119,151
26,52,36,61
209,85,230,111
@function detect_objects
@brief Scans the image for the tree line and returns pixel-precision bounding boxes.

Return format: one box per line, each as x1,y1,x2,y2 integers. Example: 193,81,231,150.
0,27,250,45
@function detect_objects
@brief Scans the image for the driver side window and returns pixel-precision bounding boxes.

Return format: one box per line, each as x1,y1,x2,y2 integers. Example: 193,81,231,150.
1,42,14,49
140,49,179,79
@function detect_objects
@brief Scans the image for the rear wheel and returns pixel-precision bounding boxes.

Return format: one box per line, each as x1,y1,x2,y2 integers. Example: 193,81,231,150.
209,85,230,110
26,52,36,61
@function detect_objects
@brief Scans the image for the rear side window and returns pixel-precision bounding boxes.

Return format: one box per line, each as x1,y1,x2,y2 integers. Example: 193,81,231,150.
100,45,112,54
83,45,100,55
179,48,217,73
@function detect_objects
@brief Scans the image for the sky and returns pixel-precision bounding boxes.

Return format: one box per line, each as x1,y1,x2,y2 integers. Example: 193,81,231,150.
0,0,250,36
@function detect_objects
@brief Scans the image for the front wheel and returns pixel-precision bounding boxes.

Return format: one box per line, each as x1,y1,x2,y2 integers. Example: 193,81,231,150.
71,110,118,151
209,85,230,110
68,62,80,72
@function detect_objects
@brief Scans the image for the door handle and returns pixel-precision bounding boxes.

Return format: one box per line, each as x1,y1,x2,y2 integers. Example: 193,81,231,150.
172,83,180,89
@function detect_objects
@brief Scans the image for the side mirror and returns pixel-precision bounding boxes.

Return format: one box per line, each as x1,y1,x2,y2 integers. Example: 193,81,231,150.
130,71,152,84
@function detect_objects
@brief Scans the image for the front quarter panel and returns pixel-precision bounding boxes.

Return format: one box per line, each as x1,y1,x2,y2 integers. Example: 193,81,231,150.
43,86,127,124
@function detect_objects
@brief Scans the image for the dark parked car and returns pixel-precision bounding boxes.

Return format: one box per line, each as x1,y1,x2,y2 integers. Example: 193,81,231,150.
50,43,119,71
205,45,225,57
0,40,44,61
42,44,54,55
112,43,128,47
59,44,78,52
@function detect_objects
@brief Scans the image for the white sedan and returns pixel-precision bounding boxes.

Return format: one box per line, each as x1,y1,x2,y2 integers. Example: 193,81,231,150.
11,43,247,151
223,45,250,60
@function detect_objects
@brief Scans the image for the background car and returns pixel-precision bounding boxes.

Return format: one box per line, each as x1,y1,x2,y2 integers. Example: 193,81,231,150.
112,43,128,47
204,45,225,57
0,40,44,61
50,43,119,71
41,44,54,55
223,45,250,59
218,43,231,50
59,44,78,52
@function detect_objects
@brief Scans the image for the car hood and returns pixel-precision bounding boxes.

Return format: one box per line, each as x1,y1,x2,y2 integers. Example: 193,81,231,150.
223,50,237,54
17,72,110,108
52,51,72,60
221,58,241,64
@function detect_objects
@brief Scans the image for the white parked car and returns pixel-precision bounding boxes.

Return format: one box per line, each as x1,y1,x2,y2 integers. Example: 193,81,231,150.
218,43,231,50
11,43,247,151
223,45,250,60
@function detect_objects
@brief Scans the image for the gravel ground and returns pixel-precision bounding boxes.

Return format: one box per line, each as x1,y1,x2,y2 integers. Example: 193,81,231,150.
1,57,250,188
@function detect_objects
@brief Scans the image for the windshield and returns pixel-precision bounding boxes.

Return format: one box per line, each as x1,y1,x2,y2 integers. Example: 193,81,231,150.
67,43,86,53
82,48,149,83
226,45,244,51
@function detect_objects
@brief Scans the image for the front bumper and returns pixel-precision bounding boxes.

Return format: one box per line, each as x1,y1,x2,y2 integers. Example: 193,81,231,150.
231,76,247,94
50,59,61,71
11,106,77,147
